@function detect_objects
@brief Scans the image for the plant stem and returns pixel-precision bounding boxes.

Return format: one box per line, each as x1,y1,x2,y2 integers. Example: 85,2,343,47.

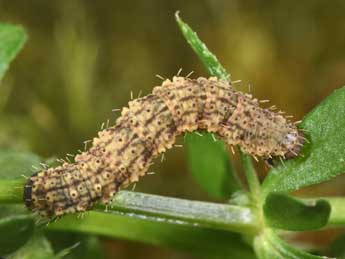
0,179,24,203
240,153,261,201
0,179,258,234
97,191,257,234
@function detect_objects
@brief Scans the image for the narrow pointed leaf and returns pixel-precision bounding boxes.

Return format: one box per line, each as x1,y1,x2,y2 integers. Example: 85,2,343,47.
0,23,27,81
176,12,256,196
175,12,229,81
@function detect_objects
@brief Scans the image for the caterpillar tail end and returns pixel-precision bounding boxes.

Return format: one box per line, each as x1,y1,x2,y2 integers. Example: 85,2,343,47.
23,174,35,211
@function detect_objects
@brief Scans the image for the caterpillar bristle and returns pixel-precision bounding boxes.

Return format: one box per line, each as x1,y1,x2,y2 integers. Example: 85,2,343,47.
186,71,194,78
155,74,165,81
176,68,183,76
137,90,142,98
232,80,242,84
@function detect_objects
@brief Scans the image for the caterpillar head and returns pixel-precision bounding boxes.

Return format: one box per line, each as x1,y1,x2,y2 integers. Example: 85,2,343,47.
281,129,305,159
264,128,304,167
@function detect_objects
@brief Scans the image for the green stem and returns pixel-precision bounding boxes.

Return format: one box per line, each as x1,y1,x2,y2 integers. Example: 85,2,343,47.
0,179,24,203
240,153,261,201
0,179,258,234
97,191,257,234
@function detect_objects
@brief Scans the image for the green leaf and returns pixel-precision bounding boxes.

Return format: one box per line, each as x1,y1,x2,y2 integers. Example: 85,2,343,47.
48,210,255,259
0,215,34,256
177,13,240,198
9,233,55,259
263,193,330,231
0,23,27,81
185,132,241,198
317,197,345,226
175,12,230,81
0,151,42,203
46,232,105,259
0,150,42,179
263,87,345,194
254,229,331,259
176,12,259,199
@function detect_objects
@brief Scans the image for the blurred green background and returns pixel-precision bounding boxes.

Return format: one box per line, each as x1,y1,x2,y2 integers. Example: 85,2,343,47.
1,0,345,258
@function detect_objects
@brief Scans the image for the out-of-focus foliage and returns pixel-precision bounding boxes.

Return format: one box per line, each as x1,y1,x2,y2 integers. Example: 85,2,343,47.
185,132,241,199
0,23,26,81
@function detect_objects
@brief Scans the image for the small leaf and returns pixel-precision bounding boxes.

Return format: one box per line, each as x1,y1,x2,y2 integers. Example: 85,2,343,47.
176,12,258,198
0,23,27,81
0,215,34,256
263,87,345,194
322,197,345,226
0,150,41,179
46,232,106,259
9,233,55,259
175,11,229,81
185,132,241,198
255,229,331,259
263,193,331,231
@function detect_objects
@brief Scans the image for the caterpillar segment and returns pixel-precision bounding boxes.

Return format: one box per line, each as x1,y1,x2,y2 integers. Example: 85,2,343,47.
24,76,304,217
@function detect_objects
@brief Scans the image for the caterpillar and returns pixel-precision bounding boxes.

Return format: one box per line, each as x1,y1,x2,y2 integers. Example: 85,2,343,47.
24,76,304,217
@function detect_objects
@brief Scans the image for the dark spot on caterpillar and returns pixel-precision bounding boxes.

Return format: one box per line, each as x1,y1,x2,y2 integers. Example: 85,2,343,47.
24,76,304,217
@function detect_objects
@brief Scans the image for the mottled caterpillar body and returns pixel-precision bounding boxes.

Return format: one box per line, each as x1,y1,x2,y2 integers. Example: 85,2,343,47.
24,76,304,217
